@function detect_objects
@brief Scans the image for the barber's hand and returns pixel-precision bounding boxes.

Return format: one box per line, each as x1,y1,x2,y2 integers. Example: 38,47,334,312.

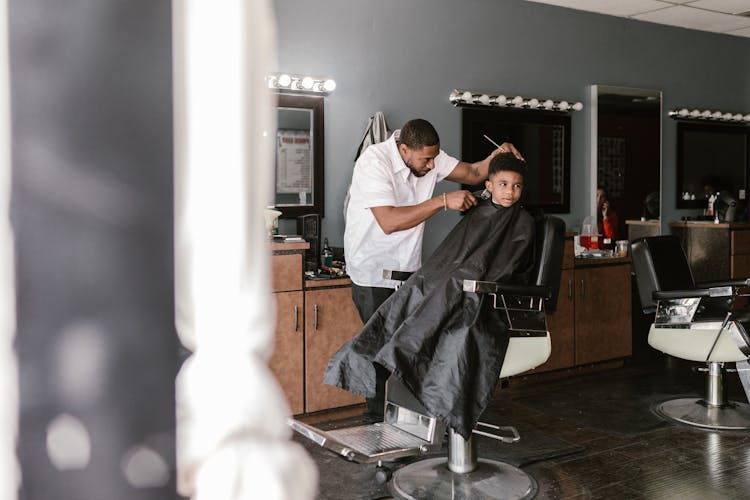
445,190,478,212
488,142,525,162
601,201,609,218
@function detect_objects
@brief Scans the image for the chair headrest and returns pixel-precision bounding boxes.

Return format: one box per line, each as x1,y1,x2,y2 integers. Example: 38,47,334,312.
631,235,695,314
532,215,566,312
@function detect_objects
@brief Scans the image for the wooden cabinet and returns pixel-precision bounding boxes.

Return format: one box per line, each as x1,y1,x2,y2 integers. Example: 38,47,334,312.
670,222,750,282
304,286,364,412
270,290,304,414
574,264,632,364
543,270,575,371
731,230,750,278
269,242,364,415
536,238,632,373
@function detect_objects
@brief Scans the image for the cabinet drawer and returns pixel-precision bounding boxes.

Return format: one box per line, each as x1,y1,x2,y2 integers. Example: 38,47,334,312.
731,230,750,255
732,254,750,279
272,253,303,292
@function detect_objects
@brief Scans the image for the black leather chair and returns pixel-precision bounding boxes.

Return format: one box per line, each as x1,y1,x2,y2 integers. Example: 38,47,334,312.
291,215,565,499
631,235,750,430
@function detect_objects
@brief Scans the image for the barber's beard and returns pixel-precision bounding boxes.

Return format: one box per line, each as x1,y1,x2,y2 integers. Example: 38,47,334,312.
406,160,427,178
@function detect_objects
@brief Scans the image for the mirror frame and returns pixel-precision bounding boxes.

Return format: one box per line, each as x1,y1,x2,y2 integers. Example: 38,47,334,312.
275,93,324,219
461,106,572,213
675,120,750,210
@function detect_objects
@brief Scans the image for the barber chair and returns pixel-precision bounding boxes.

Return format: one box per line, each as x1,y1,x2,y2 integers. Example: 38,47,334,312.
631,235,750,430
291,215,565,499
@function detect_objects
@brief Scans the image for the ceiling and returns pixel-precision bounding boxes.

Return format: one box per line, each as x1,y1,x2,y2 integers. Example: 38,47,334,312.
525,0,750,38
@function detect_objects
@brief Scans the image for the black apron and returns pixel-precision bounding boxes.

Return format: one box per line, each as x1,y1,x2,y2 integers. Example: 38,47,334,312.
324,200,535,438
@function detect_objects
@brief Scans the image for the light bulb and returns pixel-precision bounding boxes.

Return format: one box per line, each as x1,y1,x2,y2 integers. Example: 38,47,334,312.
462,91,473,103
744,114,750,122
495,95,507,106
712,111,723,119
722,112,732,120
301,76,314,90
572,102,583,111
690,109,700,118
323,79,336,92
267,76,277,88
678,108,689,117
478,94,490,105
733,114,743,121
278,74,292,87
543,99,554,110
701,110,712,118
512,95,524,107
449,90,460,102
528,98,539,108
558,101,569,111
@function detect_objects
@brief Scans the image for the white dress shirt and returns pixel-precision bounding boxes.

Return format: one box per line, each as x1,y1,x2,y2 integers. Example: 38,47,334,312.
344,130,459,288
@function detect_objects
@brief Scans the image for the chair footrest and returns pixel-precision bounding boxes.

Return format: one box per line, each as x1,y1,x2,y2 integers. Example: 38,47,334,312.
472,422,520,443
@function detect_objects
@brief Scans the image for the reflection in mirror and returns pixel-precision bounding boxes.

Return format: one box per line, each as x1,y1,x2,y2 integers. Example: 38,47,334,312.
274,93,324,218
676,121,749,217
593,85,661,241
462,107,571,213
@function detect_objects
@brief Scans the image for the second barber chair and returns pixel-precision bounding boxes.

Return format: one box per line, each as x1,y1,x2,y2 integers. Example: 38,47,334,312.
631,235,750,430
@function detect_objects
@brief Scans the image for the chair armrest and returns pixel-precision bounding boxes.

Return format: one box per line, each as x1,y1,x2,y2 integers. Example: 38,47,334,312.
382,270,414,282
462,279,551,299
653,285,734,300
695,278,750,289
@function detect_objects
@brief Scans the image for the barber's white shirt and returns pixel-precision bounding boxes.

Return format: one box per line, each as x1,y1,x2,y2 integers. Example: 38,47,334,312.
344,130,459,288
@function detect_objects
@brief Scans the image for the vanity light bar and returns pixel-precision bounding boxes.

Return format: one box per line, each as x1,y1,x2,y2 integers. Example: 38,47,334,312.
668,108,750,123
449,89,583,112
267,73,336,94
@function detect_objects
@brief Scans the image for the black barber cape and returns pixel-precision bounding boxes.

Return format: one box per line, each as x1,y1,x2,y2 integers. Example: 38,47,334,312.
324,200,536,438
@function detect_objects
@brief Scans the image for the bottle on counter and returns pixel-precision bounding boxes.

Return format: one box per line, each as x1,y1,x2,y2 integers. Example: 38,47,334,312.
321,237,333,268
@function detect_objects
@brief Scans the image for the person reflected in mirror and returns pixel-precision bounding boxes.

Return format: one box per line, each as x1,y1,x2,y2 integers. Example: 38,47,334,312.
642,191,660,220
702,174,720,200
344,118,523,421
597,186,619,240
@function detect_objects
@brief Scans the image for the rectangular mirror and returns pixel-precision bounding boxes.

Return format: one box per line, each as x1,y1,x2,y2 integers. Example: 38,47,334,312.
592,85,661,240
275,93,324,218
676,121,749,211
461,107,571,213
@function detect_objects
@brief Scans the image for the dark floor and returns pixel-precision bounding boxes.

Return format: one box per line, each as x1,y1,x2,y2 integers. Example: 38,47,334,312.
295,352,750,499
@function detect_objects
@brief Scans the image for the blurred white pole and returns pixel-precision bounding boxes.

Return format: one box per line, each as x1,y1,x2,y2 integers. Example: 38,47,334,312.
172,0,316,498
0,0,18,497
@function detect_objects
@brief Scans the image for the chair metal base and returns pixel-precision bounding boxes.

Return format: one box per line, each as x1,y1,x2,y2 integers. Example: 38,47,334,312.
654,397,750,430
389,457,537,500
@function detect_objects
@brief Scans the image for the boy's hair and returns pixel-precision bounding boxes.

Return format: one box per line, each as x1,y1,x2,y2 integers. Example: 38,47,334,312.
489,152,525,179
399,119,440,149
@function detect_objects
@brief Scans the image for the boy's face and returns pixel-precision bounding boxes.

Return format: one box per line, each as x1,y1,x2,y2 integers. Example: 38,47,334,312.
485,170,523,207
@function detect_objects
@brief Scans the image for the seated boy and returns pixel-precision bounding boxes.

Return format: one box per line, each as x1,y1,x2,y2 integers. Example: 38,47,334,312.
324,153,535,438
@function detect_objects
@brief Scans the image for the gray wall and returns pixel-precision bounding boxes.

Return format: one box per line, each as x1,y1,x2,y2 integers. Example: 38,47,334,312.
275,0,750,257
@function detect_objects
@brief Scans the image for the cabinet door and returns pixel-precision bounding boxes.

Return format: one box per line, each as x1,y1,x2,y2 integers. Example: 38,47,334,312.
537,269,575,372
305,287,364,413
268,291,304,414
574,265,632,365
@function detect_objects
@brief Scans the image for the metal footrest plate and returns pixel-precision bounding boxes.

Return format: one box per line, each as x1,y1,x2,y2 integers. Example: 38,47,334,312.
654,397,750,430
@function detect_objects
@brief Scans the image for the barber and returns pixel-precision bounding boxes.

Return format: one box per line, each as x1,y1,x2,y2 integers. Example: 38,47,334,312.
343,118,522,419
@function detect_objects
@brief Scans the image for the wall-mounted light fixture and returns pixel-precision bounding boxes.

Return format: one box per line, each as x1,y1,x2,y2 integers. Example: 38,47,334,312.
267,73,336,94
668,108,750,123
449,89,582,112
